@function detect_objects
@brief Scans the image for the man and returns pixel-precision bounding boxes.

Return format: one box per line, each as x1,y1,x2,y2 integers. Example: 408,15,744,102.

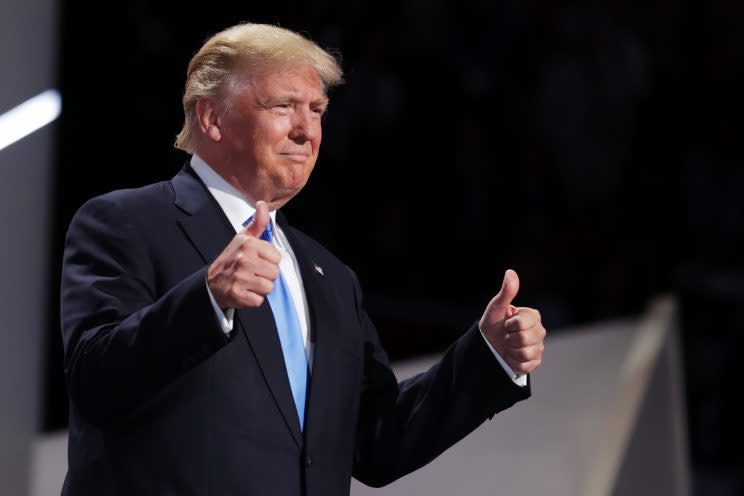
60,23,546,495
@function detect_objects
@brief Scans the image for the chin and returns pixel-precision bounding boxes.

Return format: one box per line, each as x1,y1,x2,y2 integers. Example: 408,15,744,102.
288,169,312,188
269,178,306,203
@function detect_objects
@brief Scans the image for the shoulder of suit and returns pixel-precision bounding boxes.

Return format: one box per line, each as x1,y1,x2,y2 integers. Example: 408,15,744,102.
71,181,176,232
78,181,172,213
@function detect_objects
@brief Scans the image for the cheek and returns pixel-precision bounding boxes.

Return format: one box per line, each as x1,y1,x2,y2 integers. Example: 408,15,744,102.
223,115,258,152
266,117,292,143
249,129,282,162
246,115,286,150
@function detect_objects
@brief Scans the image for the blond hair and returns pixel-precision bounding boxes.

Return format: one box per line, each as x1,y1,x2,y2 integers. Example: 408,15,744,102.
175,23,344,153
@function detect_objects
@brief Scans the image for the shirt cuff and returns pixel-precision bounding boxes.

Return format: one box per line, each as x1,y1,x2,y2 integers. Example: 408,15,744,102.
479,325,528,387
205,279,234,334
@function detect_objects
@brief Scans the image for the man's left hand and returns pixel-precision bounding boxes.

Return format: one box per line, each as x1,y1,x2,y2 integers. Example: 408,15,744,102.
479,269,546,377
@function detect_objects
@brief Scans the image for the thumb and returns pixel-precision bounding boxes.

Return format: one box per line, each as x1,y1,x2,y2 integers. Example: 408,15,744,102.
243,200,270,238
491,269,520,315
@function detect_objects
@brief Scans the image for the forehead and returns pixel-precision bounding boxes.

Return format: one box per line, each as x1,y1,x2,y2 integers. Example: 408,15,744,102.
244,65,326,101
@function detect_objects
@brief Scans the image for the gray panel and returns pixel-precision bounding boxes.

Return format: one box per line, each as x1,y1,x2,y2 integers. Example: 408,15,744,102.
612,325,691,496
0,0,58,494
0,0,57,111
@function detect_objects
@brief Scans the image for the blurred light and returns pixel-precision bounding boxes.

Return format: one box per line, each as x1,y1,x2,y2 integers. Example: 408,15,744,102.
0,89,61,151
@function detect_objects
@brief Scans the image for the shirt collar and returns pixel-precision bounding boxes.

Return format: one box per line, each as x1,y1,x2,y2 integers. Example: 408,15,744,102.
189,154,280,240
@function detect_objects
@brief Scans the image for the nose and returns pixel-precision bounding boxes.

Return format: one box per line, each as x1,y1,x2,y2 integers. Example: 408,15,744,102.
289,106,320,142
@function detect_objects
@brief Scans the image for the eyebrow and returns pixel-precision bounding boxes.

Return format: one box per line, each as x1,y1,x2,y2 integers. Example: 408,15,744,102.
259,94,329,109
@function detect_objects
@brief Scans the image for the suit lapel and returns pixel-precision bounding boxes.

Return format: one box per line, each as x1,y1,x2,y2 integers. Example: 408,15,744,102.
234,307,303,446
172,165,235,265
171,166,303,447
278,216,345,435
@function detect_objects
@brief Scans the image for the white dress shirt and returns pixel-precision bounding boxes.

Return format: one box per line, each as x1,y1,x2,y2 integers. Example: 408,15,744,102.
191,154,524,386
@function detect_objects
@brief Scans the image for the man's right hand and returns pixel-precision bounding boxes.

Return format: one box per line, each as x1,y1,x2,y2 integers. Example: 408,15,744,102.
207,200,281,309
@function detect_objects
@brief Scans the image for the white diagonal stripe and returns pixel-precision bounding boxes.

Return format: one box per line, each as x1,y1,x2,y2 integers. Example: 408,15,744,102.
0,89,61,151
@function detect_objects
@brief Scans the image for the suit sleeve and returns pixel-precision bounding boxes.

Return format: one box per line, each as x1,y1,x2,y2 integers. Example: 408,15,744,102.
349,268,531,487
60,196,230,429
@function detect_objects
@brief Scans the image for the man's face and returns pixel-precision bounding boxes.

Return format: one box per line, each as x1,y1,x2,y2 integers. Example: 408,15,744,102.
217,66,327,208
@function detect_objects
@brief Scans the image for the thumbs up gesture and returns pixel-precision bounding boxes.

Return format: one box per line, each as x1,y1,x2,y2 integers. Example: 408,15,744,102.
480,269,546,377
207,201,282,309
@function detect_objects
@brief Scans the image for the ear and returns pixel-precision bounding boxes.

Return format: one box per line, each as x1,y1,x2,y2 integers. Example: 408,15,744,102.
195,96,223,143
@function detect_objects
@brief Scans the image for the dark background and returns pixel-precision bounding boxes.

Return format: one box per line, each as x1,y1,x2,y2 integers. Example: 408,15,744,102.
46,0,743,493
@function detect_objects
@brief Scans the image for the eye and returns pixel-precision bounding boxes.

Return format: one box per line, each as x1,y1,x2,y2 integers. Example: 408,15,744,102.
270,103,292,115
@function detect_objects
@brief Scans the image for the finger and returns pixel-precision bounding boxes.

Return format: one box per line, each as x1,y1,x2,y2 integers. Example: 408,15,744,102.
240,276,275,297
218,284,266,309
231,238,281,266
512,358,541,376
504,308,541,333
226,276,275,307
505,343,543,362
232,254,281,281
507,304,518,318
251,259,281,281
243,200,271,238
490,269,520,316
505,326,546,348
255,242,282,265
234,290,265,309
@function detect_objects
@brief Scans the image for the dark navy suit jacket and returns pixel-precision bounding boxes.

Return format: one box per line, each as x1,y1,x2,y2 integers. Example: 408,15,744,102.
60,165,530,495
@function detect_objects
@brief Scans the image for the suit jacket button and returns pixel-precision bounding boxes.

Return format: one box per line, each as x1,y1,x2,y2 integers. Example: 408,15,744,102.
304,455,312,467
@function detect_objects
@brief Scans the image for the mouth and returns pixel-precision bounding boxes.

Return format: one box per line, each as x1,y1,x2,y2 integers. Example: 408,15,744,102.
279,152,310,162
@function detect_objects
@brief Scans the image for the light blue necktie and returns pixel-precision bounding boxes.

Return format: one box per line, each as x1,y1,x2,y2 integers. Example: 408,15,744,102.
244,217,308,430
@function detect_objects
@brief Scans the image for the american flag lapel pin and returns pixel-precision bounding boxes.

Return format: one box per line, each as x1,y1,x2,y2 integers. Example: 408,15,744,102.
313,262,324,276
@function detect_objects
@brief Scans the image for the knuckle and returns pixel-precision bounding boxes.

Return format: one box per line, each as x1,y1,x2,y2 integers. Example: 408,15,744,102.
236,233,250,246
240,237,256,252
515,363,530,374
232,272,248,286
245,292,264,307
510,348,525,362
271,251,282,264
234,254,247,269
511,332,526,347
